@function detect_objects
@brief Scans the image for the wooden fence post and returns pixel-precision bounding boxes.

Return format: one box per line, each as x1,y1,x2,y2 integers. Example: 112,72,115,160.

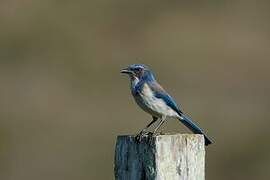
114,134,205,180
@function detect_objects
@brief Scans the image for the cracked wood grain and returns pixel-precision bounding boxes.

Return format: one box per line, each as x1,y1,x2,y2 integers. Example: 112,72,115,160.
114,134,205,180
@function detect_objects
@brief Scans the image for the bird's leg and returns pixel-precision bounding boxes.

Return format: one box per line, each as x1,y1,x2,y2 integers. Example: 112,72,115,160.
140,116,158,134
153,116,166,135
135,116,158,142
147,116,166,144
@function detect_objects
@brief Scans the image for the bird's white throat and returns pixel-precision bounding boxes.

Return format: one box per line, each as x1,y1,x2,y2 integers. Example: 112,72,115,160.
130,77,140,90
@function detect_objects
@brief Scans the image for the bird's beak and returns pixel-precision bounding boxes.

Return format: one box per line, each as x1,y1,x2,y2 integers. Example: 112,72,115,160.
121,68,132,74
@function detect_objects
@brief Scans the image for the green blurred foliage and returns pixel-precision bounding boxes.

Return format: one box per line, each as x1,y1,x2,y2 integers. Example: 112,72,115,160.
0,0,270,179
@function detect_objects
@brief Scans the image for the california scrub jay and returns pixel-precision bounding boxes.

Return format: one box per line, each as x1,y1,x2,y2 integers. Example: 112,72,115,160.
121,64,213,146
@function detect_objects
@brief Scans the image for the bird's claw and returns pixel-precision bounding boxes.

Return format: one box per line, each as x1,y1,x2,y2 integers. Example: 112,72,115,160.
135,131,153,143
148,133,155,144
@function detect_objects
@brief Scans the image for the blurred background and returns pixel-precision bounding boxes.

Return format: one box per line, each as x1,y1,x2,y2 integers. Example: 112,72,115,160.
1,0,270,179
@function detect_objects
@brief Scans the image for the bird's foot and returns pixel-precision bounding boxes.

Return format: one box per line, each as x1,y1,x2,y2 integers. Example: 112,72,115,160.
135,130,153,143
147,131,164,144
148,133,156,144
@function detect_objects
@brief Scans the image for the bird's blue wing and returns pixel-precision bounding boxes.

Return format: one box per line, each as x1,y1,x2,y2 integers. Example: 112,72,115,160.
148,82,182,115
154,91,182,115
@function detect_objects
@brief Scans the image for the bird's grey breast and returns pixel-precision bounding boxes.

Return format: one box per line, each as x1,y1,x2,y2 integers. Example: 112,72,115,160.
132,82,179,118
130,81,160,117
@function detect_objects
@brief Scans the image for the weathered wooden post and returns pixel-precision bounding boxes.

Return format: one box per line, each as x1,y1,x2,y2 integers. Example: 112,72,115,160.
114,134,205,180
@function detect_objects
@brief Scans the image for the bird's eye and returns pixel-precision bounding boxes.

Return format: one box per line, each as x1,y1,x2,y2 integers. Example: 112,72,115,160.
134,67,142,72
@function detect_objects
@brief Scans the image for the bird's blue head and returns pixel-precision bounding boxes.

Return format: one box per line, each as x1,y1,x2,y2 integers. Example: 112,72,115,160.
121,64,155,81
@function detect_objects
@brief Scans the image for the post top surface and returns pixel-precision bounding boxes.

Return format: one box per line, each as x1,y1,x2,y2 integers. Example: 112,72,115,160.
117,133,204,138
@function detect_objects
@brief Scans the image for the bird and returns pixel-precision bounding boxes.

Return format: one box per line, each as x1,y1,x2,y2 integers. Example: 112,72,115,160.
121,64,213,146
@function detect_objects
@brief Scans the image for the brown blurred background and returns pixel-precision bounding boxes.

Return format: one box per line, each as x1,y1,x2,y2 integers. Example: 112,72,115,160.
1,0,270,179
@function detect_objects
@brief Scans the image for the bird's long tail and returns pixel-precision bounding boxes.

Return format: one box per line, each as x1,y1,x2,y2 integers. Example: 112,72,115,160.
178,114,213,146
